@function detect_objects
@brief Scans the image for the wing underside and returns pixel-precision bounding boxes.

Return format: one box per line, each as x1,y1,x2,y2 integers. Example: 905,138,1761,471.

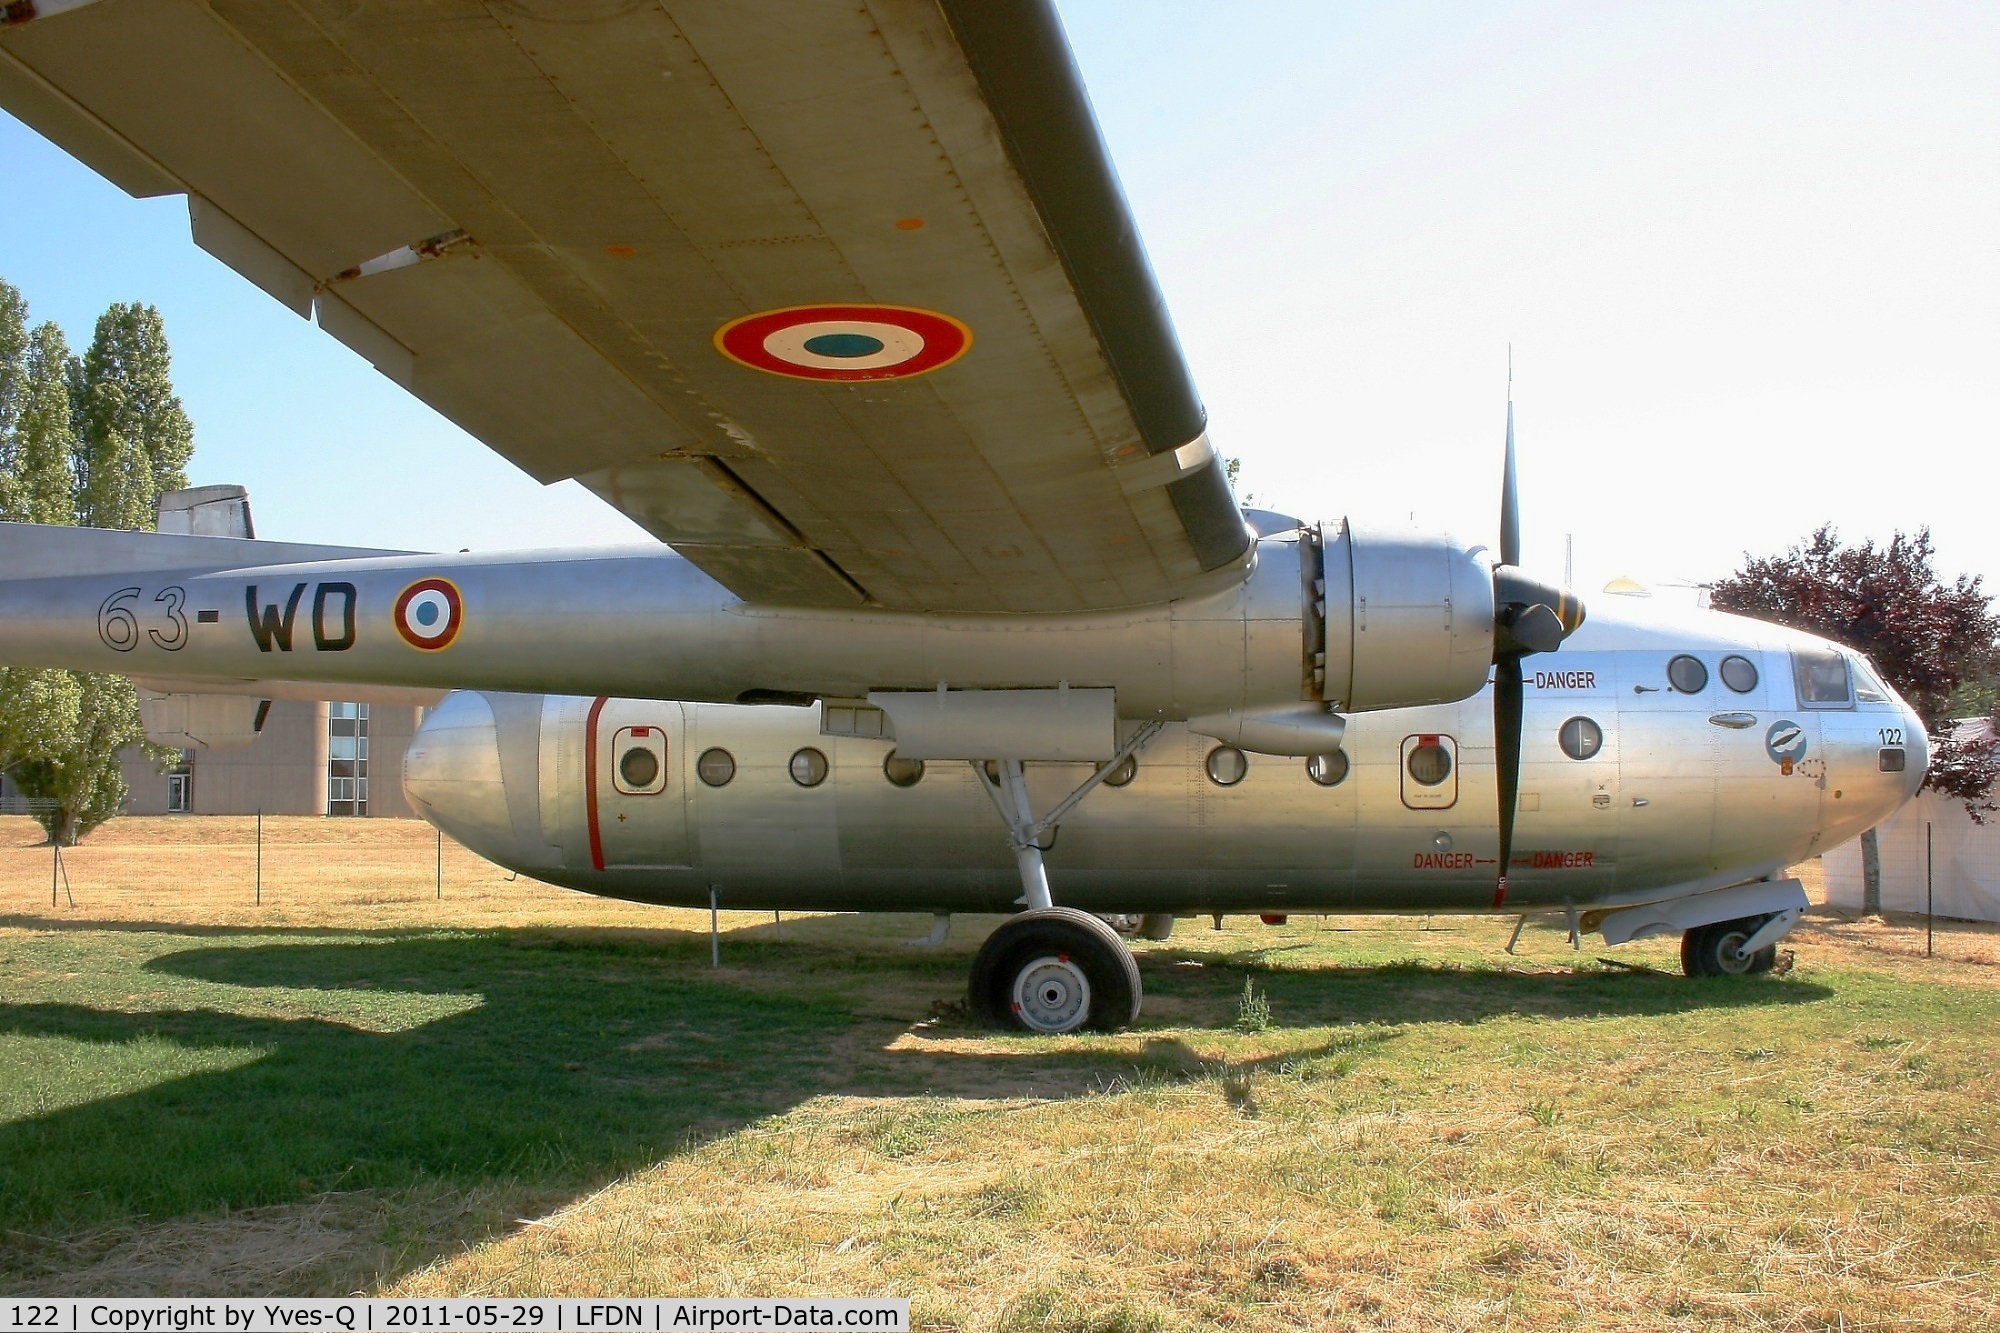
0,0,1250,612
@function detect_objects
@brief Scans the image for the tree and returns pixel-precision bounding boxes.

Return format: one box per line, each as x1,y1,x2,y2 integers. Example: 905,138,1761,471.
75,303,193,530
0,282,186,844
1710,525,2000,913
0,281,27,519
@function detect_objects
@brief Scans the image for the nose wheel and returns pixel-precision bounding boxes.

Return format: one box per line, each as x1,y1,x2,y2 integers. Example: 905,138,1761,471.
1682,915,1780,976
970,907,1142,1033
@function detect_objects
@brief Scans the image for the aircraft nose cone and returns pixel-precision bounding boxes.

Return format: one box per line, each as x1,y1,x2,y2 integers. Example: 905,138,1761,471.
403,690,513,850
1903,702,1931,800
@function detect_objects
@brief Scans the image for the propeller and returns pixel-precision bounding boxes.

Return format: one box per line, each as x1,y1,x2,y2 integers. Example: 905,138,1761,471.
1490,398,1585,906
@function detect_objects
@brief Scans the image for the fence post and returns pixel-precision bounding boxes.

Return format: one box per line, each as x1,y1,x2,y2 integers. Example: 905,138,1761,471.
436,825,443,900
1926,821,1934,959
256,809,263,906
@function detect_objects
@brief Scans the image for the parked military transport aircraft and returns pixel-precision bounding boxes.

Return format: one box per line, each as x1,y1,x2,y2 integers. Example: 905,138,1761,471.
0,1,1927,1030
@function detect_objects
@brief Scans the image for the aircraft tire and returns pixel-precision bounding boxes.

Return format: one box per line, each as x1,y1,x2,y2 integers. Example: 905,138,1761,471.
1681,915,1779,977
969,907,1142,1034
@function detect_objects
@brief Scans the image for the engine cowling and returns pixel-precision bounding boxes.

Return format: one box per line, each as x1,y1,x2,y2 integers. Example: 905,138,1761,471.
1306,521,1498,713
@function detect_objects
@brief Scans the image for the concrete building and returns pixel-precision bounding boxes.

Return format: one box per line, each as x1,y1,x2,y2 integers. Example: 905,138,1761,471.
0,700,420,819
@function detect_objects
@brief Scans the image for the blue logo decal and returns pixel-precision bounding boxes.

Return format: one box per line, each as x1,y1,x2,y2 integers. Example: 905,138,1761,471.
1766,719,1807,773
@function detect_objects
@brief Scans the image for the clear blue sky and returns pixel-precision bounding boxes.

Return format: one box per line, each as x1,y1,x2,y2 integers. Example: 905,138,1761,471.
2,1,1994,595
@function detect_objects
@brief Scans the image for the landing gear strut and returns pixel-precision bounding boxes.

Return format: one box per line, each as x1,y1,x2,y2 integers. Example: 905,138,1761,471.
964,723,1164,1032
969,907,1142,1033
1681,913,1782,976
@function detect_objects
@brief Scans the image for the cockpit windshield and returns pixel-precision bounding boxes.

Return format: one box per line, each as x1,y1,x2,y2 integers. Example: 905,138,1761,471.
1792,647,1853,707
1850,655,1891,704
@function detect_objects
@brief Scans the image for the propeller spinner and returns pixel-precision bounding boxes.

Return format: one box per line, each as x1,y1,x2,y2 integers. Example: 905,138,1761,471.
1491,400,1585,906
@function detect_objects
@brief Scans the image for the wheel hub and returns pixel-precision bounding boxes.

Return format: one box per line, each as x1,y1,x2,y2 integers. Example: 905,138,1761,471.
1714,930,1756,975
1011,953,1092,1033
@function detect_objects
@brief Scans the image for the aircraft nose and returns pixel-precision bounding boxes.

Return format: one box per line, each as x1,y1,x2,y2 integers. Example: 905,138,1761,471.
1903,701,1931,800
403,690,514,851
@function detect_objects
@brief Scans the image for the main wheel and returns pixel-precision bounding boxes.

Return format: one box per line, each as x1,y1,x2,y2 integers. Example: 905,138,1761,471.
1681,915,1778,977
969,907,1142,1033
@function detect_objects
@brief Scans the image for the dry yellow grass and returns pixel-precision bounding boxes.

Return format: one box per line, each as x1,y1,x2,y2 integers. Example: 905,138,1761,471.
3,815,1997,1329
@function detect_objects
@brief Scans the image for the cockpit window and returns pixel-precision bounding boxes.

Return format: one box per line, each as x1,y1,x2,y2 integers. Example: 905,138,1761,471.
1791,648,1853,708
1851,657,1891,703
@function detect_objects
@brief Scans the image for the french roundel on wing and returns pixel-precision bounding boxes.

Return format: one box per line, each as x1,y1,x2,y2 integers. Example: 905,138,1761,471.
393,578,463,651
713,304,972,382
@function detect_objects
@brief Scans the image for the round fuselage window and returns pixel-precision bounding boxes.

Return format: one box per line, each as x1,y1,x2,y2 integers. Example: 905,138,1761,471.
695,747,735,787
1559,716,1603,761
789,747,829,788
1306,750,1349,787
1205,745,1249,787
618,746,659,790
1667,654,1709,693
1720,654,1760,693
1406,742,1452,786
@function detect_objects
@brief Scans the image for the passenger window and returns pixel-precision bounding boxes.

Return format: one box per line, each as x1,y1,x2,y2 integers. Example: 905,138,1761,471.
1792,648,1853,708
1305,750,1349,787
1667,655,1708,693
1719,655,1759,693
1205,746,1249,787
1558,717,1603,761
611,725,668,795
1399,734,1459,810
789,747,830,788
696,747,736,788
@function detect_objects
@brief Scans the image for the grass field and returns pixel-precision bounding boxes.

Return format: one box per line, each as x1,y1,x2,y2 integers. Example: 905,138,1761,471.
1,816,1996,1329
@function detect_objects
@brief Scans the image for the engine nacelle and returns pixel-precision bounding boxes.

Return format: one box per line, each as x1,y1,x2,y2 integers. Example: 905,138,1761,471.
1307,521,1496,713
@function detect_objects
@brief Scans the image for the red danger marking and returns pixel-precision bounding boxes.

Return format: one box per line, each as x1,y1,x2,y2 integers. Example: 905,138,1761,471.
1413,852,1477,870
1419,734,1439,747
1529,850,1596,869
1533,670,1596,689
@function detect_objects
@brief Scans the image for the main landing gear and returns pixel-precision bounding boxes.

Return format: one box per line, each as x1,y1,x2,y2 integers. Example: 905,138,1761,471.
969,907,1143,1033
1681,913,1783,977
965,724,1165,1033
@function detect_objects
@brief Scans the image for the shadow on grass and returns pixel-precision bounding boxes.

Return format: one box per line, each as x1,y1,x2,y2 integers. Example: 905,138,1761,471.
0,916,1833,1290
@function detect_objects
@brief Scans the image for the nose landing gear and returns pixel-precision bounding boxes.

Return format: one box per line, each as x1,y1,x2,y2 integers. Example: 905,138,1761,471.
1681,914,1782,976
969,907,1142,1033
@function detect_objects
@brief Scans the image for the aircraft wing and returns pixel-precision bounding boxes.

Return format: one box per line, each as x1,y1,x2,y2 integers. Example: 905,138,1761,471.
0,0,1248,613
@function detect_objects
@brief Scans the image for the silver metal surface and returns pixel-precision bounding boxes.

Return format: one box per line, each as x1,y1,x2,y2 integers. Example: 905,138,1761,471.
0,525,1497,723
402,598,1924,940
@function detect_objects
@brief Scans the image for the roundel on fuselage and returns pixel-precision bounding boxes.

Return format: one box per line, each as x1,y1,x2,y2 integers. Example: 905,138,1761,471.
393,578,463,651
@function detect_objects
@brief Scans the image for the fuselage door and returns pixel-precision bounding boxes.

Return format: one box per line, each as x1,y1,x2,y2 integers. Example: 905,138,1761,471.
593,699,689,868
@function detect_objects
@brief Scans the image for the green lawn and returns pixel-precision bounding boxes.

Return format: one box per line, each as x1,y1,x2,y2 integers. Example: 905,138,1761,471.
0,912,1995,1327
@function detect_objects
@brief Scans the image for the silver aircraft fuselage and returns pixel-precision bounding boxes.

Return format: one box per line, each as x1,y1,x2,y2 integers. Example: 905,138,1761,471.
403,598,1924,926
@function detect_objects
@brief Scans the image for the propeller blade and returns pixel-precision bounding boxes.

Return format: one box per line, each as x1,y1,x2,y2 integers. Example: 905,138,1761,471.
1500,399,1521,568
1495,652,1524,906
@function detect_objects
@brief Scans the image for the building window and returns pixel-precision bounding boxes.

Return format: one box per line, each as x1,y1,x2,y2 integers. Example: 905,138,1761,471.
329,702,369,816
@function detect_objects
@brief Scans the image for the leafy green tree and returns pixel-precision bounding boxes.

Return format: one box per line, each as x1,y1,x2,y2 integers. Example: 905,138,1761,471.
0,284,186,844
0,281,27,518
1710,525,2000,913
75,303,193,530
